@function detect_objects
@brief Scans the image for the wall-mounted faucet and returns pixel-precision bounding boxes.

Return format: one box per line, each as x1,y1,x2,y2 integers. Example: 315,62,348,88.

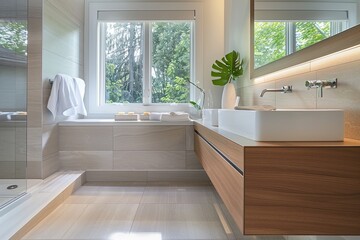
260,85,292,97
305,78,337,97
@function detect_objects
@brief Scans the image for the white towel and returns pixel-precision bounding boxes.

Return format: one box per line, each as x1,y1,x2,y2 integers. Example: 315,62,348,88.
47,74,87,119
161,112,190,121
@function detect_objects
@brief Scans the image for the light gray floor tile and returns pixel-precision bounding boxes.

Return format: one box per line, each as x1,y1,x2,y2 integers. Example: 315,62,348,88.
141,186,218,204
63,203,139,239
22,204,87,239
65,185,145,204
131,203,228,240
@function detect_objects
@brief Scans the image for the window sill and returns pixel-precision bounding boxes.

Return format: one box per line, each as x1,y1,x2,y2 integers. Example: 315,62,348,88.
58,119,194,126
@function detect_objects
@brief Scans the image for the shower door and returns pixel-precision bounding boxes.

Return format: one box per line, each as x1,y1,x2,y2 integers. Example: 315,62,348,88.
0,0,28,209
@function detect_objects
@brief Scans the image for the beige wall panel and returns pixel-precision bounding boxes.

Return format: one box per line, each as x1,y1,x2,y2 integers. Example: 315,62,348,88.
186,151,202,169
316,60,360,140
59,151,113,170
42,124,58,157
59,126,113,151
114,126,185,151
114,151,186,170
275,72,317,109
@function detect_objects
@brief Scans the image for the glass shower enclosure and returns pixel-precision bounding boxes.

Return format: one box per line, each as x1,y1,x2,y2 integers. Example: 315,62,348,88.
0,0,28,211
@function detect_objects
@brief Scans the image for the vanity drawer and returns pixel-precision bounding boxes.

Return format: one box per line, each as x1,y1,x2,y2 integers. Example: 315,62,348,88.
195,133,244,232
194,123,244,170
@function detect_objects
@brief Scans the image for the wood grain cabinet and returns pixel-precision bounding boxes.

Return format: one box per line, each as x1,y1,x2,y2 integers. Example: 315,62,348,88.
194,123,360,235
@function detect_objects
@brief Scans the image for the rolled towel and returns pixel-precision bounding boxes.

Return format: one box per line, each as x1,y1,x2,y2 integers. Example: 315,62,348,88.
161,112,190,121
234,105,276,111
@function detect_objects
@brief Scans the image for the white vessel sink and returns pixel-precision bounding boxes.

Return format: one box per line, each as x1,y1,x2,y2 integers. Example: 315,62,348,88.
218,109,344,141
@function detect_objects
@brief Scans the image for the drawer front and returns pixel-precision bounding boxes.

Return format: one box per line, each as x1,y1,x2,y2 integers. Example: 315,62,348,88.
194,123,244,170
195,133,244,232
245,147,360,235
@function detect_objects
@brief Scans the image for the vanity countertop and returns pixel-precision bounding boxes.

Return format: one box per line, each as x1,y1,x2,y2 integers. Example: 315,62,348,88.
195,120,360,148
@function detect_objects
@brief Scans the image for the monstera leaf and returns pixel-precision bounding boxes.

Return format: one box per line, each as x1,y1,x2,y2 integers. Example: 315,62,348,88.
211,51,243,86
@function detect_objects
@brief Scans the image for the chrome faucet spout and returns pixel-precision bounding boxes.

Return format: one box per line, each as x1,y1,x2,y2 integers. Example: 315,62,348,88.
260,85,292,97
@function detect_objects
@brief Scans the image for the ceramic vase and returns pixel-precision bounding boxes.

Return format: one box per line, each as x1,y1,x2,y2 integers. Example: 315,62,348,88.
221,81,236,109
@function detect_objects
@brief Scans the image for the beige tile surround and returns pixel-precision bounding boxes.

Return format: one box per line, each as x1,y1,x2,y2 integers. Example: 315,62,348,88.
59,125,208,183
243,45,360,140
26,0,85,178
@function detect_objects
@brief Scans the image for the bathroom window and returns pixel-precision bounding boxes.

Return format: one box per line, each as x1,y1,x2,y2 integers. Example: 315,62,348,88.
86,3,203,114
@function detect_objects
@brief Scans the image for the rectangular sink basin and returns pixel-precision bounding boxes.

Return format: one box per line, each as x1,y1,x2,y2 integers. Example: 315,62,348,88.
218,109,344,141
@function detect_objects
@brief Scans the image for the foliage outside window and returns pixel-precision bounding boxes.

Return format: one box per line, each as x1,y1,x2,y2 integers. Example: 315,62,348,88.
254,21,342,69
0,20,27,55
102,21,192,105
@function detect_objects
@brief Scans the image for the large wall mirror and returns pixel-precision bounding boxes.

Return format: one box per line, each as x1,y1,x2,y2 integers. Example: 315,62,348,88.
251,0,360,78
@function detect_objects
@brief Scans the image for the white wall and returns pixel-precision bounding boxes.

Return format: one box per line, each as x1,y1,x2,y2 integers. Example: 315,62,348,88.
225,0,251,91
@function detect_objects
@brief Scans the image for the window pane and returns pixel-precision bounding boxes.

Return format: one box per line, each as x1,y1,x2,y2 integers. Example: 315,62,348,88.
295,22,331,51
151,22,191,103
0,19,27,55
104,22,144,103
254,22,286,68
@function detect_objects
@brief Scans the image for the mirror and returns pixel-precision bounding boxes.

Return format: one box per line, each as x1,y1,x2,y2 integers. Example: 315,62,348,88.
251,0,360,78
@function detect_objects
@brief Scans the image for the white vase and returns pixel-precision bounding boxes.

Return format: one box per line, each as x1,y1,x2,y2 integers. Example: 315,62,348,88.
221,81,237,109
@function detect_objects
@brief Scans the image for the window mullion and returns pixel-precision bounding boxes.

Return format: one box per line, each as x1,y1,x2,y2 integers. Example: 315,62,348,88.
143,22,151,105
286,22,296,55
99,23,106,106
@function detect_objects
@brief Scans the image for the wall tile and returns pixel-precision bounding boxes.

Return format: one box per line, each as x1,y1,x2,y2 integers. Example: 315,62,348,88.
275,72,317,109
59,151,113,170
27,17,42,56
15,126,27,162
186,151,202,169
42,124,58,157
114,151,186,170
15,161,27,179
0,127,16,163
27,127,42,162
316,60,360,140
28,0,42,18
240,81,276,107
59,126,113,151
147,170,210,182
186,126,195,150
0,161,16,179
114,126,186,151
43,152,59,178
27,89,42,128
26,161,42,179
263,63,311,83
86,170,148,182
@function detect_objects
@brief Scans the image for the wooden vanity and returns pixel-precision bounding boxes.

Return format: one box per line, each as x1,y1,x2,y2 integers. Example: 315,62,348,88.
194,122,360,235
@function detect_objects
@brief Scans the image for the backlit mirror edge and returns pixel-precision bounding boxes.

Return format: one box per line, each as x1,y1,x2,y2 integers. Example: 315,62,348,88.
250,0,360,79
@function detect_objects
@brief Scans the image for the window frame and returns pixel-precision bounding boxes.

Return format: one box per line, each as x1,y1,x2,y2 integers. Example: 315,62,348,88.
253,2,357,69
85,1,203,115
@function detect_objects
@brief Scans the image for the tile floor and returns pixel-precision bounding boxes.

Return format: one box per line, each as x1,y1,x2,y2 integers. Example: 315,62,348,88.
22,183,240,240
22,183,360,240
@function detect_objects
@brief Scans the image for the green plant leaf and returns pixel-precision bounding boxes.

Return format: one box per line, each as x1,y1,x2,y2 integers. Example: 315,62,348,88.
211,50,243,86
190,101,201,110
212,79,229,86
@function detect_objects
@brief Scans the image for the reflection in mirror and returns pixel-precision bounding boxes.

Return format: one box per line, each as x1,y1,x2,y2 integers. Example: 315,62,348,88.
253,1,360,70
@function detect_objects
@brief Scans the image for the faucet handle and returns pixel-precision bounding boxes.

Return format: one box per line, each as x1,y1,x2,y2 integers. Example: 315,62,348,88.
282,85,292,93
